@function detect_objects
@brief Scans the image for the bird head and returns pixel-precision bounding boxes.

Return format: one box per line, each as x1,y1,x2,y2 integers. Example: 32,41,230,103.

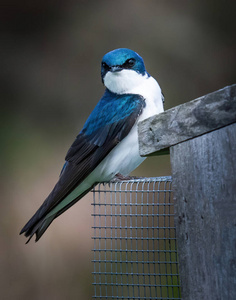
101,48,147,94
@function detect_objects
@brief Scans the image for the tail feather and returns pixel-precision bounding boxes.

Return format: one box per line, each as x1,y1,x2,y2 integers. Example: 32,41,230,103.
34,215,55,242
21,215,55,244
20,186,94,242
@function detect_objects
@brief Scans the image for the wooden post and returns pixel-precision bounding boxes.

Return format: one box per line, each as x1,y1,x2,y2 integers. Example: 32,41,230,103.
138,84,236,300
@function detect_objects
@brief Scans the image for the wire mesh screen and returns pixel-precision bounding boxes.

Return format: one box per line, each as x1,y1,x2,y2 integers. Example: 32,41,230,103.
92,176,181,300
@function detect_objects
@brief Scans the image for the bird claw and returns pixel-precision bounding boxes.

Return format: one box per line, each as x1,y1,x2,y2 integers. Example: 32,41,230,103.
114,173,138,181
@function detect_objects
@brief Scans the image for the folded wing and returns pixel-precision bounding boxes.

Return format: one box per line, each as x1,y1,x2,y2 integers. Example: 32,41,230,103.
20,90,145,242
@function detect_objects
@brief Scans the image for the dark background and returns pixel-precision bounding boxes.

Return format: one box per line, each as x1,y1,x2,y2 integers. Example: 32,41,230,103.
1,1,236,299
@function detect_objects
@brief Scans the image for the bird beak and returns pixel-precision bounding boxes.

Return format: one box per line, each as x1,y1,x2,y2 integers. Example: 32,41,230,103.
110,66,122,72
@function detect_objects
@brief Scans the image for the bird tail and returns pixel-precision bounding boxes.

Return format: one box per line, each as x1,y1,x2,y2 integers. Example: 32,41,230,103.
20,187,93,243
20,215,55,244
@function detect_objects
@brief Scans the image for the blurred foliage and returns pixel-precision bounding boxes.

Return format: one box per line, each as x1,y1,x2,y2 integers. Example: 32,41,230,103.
1,1,236,299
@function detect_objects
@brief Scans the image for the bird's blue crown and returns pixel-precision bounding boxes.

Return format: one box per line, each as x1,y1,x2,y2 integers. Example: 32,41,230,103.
101,48,146,80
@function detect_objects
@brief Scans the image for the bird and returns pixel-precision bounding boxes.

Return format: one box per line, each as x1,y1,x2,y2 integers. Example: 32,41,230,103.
20,48,164,243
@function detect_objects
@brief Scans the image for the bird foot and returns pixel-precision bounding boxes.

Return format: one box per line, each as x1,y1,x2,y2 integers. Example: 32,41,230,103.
114,173,138,181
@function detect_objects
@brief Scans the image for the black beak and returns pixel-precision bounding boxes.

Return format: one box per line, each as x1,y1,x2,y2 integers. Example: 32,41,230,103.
110,66,122,72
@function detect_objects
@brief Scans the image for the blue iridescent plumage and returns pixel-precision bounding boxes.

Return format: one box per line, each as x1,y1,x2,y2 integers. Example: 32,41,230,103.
81,89,145,136
65,90,145,160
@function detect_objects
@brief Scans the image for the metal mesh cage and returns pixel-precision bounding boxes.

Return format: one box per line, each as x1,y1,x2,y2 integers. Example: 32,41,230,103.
92,176,181,299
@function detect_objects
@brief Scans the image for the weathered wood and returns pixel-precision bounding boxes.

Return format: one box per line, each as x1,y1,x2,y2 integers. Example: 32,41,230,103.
138,84,236,156
171,123,236,300
137,84,236,298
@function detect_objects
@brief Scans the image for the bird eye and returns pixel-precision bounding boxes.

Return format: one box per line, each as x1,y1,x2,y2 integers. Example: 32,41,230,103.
102,62,109,70
123,58,136,68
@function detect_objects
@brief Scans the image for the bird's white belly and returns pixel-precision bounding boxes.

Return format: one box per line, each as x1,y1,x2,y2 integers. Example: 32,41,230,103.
96,123,145,179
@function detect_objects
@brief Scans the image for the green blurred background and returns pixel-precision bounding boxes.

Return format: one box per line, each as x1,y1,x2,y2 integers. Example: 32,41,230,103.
1,1,235,299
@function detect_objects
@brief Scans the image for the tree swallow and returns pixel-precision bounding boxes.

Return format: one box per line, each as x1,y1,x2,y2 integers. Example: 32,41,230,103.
20,48,164,242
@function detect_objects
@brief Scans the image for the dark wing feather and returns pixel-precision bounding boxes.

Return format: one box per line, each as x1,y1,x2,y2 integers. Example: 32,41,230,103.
20,91,145,241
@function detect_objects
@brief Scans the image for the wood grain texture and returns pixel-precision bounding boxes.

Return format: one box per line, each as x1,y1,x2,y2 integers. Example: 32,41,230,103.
138,84,236,156
170,123,236,300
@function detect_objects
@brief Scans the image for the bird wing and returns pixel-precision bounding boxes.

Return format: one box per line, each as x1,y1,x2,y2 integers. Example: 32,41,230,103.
20,90,145,241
